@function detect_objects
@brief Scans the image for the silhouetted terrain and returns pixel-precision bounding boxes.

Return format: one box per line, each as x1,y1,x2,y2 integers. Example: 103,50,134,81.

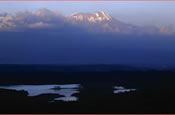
0,65,175,113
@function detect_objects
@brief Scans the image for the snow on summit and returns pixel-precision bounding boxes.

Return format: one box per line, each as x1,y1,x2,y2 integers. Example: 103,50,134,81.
69,11,112,23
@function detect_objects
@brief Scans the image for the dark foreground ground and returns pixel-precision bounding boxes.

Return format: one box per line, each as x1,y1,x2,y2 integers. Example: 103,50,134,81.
0,70,175,113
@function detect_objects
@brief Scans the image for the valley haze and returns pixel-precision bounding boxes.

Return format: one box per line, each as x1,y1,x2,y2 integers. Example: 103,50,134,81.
0,8,175,67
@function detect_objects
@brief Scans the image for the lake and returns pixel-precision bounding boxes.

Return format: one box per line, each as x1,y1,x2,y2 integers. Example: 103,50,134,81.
0,84,80,102
0,84,136,102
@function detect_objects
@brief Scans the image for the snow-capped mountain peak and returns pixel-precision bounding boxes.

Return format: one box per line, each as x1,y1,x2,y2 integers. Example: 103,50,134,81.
69,11,112,23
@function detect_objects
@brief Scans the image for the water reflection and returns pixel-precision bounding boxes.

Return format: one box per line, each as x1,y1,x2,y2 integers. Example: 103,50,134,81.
0,84,80,102
55,96,78,102
113,86,136,94
53,88,79,102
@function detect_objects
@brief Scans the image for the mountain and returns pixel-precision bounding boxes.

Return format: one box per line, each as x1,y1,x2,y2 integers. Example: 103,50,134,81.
68,11,162,34
69,11,112,23
0,9,173,34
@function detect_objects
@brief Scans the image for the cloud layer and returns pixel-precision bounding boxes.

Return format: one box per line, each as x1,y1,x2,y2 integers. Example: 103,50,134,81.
0,8,174,35
0,8,66,31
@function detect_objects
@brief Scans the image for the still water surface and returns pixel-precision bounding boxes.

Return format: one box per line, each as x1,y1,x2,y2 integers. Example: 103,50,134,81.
0,84,80,102
0,84,136,102
113,86,136,94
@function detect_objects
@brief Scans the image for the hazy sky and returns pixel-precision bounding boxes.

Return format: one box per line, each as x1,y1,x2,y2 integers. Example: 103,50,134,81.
0,1,175,27
0,1,175,65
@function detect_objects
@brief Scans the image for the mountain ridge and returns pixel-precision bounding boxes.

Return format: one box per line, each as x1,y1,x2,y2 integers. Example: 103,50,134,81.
67,11,174,34
0,9,174,35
